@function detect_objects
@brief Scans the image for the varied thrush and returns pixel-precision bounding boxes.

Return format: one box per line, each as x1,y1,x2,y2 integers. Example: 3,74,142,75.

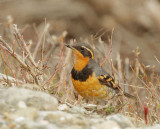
65,43,135,100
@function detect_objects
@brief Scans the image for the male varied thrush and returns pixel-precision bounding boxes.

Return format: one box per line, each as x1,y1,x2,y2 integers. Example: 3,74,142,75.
65,42,135,101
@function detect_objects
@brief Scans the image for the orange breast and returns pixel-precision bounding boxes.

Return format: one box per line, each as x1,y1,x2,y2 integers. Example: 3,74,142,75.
71,73,115,99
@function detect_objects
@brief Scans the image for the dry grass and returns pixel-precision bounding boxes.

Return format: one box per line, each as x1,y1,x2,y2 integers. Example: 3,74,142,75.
0,18,160,126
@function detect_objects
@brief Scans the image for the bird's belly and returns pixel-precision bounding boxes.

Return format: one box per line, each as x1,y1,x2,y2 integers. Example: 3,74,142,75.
71,75,115,99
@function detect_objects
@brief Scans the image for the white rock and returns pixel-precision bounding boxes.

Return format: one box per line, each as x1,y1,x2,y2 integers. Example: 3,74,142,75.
17,101,27,109
95,120,121,129
106,114,134,128
58,104,69,111
0,87,58,111
144,124,160,129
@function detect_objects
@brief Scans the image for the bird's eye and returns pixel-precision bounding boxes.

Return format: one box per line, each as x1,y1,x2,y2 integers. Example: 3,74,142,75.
80,47,84,51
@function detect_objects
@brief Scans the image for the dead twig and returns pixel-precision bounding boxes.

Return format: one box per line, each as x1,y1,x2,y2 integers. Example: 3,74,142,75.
13,24,37,68
100,28,114,66
0,37,39,85
45,31,67,59
33,23,50,58
154,56,160,65
0,38,28,70
0,73,23,84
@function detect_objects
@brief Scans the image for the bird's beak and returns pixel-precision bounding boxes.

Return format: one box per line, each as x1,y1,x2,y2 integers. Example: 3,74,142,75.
65,43,84,58
64,44,74,49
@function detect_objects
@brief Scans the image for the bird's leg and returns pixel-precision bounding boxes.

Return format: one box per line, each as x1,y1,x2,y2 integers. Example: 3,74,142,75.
87,90,96,104
78,95,83,104
88,99,95,104
92,90,95,104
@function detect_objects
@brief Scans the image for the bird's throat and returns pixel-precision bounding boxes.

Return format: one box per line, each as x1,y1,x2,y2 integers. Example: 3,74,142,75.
74,57,89,71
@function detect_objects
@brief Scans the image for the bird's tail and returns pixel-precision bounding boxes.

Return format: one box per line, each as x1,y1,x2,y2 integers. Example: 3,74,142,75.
115,83,136,99
123,92,136,99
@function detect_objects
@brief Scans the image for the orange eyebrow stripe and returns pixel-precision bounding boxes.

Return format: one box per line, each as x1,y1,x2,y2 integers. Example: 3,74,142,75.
82,46,94,59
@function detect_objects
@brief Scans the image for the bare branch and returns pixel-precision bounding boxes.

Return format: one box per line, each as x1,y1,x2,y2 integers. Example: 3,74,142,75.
33,23,50,58
0,73,23,84
0,38,28,70
0,37,39,85
13,24,37,68
100,28,114,66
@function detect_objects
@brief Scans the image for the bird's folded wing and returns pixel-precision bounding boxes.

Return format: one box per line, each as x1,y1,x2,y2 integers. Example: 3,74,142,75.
97,74,121,91
98,74,136,99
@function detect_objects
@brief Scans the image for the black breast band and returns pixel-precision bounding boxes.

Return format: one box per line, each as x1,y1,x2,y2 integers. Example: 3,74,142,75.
71,65,92,82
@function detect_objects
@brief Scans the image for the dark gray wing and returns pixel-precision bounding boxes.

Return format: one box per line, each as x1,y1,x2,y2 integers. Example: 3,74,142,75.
88,59,120,91
88,60,136,99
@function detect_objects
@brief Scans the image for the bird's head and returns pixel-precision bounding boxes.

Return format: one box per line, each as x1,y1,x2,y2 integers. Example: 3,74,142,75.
65,42,94,60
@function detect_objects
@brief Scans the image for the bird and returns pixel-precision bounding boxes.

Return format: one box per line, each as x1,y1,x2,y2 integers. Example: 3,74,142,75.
65,42,135,101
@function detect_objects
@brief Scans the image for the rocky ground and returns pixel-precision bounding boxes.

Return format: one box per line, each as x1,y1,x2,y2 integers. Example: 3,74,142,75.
0,85,159,129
